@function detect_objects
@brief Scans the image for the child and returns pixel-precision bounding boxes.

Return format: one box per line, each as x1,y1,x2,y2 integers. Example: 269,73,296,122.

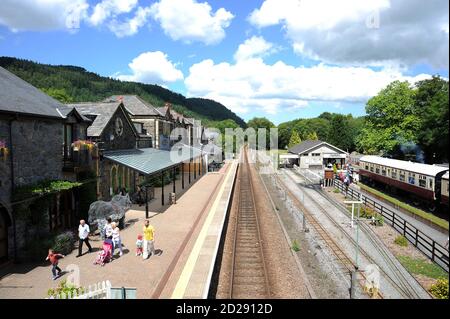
46,249,64,280
136,234,143,256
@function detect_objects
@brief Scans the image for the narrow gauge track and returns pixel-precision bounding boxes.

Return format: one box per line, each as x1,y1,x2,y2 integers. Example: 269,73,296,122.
229,150,270,298
272,170,375,298
285,168,425,299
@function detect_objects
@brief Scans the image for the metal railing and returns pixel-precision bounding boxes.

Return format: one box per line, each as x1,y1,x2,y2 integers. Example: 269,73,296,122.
334,179,449,272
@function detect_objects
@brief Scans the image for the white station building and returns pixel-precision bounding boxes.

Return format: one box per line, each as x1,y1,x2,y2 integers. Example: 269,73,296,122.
287,140,349,170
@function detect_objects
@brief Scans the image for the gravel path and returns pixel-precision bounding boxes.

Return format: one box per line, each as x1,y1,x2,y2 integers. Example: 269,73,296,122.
281,169,431,299
351,184,449,244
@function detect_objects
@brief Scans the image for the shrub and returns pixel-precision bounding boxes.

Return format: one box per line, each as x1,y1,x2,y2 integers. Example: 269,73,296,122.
333,188,340,193
291,239,300,252
429,279,449,299
47,280,84,299
375,215,384,226
52,231,76,255
394,235,408,247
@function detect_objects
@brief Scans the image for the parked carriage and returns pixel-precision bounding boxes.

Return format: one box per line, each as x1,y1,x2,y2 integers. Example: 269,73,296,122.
358,155,449,212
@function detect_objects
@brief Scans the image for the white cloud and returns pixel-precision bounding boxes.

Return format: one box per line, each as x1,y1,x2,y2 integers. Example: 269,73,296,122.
89,0,137,26
249,0,449,69
108,6,151,37
185,40,432,116
116,51,184,85
0,0,89,31
149,0,234,45
234,36,276,62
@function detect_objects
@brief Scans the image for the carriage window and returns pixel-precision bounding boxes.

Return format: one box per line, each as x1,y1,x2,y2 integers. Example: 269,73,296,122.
381,169,386,176
375,168,380,174
399,173,405,182
365,165,369,170
430,180,433,188
370,166,374,172
391,172,397,179
408,176,415,184
419,179,426,187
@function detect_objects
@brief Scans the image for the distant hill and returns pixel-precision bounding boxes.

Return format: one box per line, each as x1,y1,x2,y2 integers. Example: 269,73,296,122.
0,56,246,127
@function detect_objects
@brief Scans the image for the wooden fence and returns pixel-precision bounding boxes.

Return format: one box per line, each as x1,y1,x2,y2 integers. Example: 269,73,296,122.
334,179,449,272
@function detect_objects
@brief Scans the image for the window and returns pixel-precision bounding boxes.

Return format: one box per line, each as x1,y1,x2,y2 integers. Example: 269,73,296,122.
365,165,369,170
381,168,386,176
391,172,397,179
370,166,374,172
430,180,433,188
375,168,380,174
419,175,427,188
312,153,320,157
399,173,405,182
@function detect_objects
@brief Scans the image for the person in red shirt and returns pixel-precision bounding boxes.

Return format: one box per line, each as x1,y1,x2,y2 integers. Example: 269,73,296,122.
46,249,65,280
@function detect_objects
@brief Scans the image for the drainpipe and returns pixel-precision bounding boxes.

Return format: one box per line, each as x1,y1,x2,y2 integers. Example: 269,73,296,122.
8,118,17,262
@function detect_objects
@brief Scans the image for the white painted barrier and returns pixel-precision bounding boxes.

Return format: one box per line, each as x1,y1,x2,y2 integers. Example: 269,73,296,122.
50,280,112,299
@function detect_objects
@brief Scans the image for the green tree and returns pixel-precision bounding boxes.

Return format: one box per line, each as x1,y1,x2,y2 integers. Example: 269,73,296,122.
247,117,276,149
357,81,419,155
306,131,319,140
288,130,302,148
414,76,449,163
327,114,354,152
40,87,73,103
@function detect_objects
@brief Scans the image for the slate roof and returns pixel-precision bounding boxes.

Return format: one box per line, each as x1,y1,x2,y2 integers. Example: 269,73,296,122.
56,106,92,122
103,146,202,176
288,140,323,154
103,95,163,116
288,140,347,155
68,102,122,137
0,66,64,119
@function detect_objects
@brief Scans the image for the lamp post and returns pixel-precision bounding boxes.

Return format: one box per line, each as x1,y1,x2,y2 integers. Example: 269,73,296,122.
344,199,363,298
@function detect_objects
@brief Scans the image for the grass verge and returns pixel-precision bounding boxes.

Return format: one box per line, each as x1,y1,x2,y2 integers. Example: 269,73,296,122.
359,183,449,230
397,255,448,280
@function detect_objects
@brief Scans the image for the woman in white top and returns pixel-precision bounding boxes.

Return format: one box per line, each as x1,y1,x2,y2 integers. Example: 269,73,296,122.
111,222,123,257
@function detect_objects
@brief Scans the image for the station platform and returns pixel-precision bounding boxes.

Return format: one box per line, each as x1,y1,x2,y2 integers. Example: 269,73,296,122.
0,161,238,299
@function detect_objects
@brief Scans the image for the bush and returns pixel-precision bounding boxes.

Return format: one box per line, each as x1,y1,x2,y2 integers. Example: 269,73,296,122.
291,239,300,252
429,279,449,299
333,188,340,193
394,235,408,247
375,215,384,226
47,280,84,299
52,231,76,255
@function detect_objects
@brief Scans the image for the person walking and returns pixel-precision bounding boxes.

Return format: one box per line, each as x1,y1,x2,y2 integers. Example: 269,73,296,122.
142,219,155,260
111,222,123,257
46,249,64,280
77,219,92,257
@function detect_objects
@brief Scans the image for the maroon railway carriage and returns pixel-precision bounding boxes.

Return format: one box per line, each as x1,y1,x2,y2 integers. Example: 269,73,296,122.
359,156,448,210
441,172,449,208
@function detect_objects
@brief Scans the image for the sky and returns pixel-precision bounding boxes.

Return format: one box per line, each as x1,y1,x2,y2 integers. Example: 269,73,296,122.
0,0,448,125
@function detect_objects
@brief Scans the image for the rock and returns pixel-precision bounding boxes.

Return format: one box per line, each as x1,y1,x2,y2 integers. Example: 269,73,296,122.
88,194,132,234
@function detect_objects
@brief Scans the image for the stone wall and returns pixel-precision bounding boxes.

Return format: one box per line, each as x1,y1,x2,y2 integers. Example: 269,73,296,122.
99,108,137,151
11,118,63,187
0,118,11,205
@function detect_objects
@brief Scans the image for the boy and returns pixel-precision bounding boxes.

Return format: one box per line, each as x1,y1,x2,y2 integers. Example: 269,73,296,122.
46,249,65,280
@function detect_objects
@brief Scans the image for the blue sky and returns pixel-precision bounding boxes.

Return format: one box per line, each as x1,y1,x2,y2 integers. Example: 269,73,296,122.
0,0,448,125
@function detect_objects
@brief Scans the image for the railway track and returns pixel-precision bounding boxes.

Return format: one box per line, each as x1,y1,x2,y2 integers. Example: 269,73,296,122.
271,170,375,297
285,168,427,299
229,150,270,299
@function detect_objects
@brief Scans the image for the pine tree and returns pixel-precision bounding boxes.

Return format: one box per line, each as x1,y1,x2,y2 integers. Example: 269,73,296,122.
288,130,302,148
307,131,319,140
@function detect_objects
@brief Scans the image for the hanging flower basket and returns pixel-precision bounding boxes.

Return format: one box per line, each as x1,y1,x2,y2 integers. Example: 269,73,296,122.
71,140,95,152
0,140,8,160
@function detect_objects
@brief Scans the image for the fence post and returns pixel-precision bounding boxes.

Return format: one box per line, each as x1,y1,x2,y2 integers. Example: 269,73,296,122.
415,229,419,247
403,220,407,236
431,241,436,262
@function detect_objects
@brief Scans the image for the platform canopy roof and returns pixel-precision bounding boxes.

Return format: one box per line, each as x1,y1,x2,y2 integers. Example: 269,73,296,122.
103,146,203,176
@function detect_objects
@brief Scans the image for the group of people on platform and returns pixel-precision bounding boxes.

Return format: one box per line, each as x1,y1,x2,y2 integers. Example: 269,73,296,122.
46,217,156,278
